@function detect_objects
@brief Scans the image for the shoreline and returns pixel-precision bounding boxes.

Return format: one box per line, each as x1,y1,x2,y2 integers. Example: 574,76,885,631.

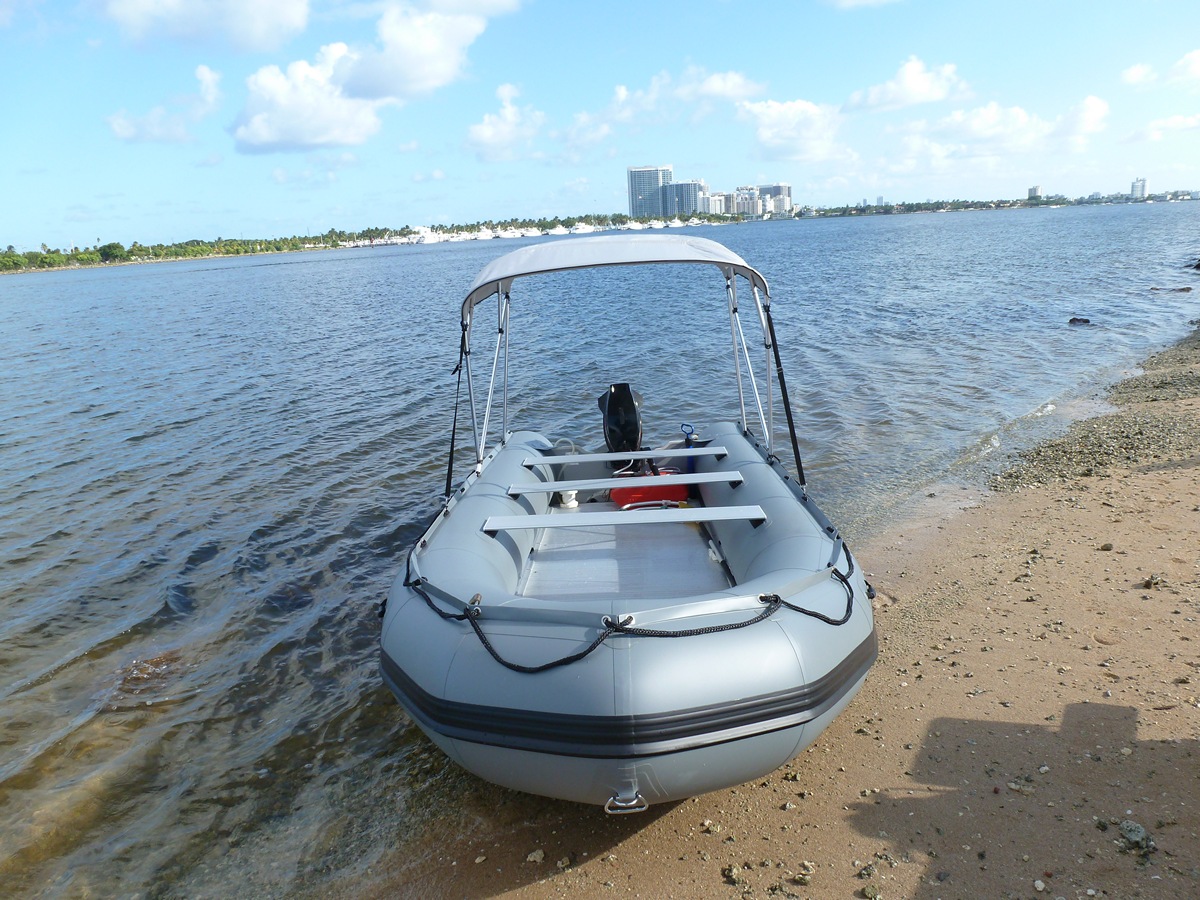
353,325,1200,899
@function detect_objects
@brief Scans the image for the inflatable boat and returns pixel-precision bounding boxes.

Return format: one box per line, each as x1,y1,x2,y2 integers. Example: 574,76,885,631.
380,235,877,812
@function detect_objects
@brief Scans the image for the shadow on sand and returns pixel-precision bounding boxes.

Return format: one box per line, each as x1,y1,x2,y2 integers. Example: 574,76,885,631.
365,701,1197,897
846,702,1199,897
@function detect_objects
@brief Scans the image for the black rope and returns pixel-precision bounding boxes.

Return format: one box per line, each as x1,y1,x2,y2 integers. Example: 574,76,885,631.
776,550,857,626
402,551,858,673
405,573,469,622
763,304,806,486
464,613,620,674
604,594,782,637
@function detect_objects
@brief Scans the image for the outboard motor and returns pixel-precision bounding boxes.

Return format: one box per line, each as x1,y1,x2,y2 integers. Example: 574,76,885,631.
598,383,643,453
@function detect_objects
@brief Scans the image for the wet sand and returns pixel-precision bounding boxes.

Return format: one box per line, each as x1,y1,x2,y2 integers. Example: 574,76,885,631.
361,327,1200,899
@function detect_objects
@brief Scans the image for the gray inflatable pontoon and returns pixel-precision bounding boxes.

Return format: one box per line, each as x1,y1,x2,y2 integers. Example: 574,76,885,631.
381,235,877,813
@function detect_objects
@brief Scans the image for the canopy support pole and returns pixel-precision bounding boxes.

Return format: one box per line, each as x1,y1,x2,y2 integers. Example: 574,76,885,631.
501,291,511,437
725,273,749,433
751,286,774,452
464,306,482,472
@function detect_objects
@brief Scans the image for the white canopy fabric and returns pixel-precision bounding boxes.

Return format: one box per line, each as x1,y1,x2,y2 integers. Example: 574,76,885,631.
461,234,770,319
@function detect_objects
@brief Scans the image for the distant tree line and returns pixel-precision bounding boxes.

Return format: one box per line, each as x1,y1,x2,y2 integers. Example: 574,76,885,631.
0,228,412,273
799,198,1051,218
1,213,744,273
798,191,1196,219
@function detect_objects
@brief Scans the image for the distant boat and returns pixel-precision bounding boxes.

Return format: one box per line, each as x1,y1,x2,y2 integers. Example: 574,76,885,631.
569,222,596,234
647,219,666,229
543,224,569,236
667,218,684,228
624,221,645,231
476,228,495,240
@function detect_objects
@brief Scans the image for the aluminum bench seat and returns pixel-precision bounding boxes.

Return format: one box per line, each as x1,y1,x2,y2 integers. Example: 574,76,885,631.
507,471,743,496
521,446,728,467
483,504,766,536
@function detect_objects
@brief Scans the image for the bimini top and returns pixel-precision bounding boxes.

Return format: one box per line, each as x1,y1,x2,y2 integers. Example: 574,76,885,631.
461,233,770,319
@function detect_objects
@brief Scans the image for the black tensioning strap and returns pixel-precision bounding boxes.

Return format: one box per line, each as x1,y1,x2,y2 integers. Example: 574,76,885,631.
443,322,469,499
763,304,806,486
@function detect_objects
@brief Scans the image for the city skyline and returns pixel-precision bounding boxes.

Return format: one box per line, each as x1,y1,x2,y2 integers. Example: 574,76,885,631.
626,165,796,219
3,1,1199,250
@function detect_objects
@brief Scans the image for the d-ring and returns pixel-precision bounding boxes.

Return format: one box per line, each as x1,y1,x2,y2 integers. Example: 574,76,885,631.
604,793,649,814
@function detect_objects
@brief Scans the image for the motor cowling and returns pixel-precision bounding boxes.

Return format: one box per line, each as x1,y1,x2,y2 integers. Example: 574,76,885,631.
598,383,643,453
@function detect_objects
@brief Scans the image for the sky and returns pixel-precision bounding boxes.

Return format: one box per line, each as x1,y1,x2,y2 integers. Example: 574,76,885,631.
2,0,1199,250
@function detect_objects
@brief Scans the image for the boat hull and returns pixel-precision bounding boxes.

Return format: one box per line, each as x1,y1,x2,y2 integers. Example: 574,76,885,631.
380,628,874,807
380,425,877,809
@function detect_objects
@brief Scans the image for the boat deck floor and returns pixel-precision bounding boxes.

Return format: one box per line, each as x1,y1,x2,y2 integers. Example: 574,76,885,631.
516,501,734,601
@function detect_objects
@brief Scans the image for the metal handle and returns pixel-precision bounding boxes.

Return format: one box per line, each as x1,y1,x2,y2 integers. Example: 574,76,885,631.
604,793,649,814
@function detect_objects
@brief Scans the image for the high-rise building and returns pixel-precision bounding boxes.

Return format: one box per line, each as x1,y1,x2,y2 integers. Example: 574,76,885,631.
701,192,727,215
627,165,673,218
758,183,793,213
1131,177,1147,200
732,187,763,217
663,180,707,217
1028,185,1043,200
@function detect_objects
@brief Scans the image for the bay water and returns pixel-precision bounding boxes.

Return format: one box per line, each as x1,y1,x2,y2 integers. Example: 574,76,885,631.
1,203,1197,895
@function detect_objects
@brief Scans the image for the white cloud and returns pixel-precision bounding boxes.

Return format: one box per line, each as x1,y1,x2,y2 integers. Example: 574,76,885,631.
428,0,521,13
108,65,222,143
467,83,545,161
233,43,389,152
271,153,359,186
555,69,711,160
908,95,1106,161
108,106,192,143
737,98,848,162
1121,63,1157,85
1065,96,1108,134
1168,49,1200,84
935,102,1054,153
550,112,612,166
891,131,960,174
676,67,765,102
610,73,672,123
340,4,489,99
551,67,756,162
1059,95,1108,150
194,64,222,116
104,0,308,51
847,57,969,111
1142,112,1200,141
230,1,518,152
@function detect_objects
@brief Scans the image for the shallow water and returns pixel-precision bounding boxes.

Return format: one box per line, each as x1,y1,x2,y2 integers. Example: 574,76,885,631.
1,203,1197,895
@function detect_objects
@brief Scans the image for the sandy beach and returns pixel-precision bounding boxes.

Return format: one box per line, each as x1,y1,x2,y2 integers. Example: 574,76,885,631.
363,325,1200,900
